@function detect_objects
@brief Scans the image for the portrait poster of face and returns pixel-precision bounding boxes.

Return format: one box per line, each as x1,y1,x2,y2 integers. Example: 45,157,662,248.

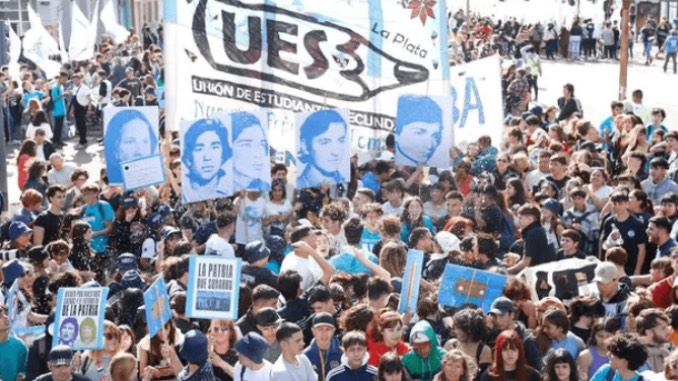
295,109,351,190
186,256,242,320
230,110,271,192
103,106,161,186
52,287,110,350
180,115,234,203
394,95,453,169
144,277,172,338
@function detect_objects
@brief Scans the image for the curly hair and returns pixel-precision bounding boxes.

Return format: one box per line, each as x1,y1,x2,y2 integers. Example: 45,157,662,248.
452,307,488,343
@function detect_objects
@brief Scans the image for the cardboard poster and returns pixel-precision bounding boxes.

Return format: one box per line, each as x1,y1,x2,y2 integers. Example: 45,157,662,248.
397,249,424,314
438,264,508,313
144,277,172,338
52,287,109,350
186,256,242,320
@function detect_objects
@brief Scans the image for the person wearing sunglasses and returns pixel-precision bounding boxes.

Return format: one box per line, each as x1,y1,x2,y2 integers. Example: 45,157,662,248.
80,321,122,381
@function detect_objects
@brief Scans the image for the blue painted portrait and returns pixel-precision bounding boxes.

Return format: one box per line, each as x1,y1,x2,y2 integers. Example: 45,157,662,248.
58,316,79,346
231,111,271,192
297,109,350,189
104,108,159,184
395,95,444,167
181,118,234,202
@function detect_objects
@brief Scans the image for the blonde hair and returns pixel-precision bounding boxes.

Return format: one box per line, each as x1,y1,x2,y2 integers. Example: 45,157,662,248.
436,349,476,381
110,353,136,381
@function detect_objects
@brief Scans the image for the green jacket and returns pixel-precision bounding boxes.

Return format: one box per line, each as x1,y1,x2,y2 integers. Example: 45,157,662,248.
402,321,446,381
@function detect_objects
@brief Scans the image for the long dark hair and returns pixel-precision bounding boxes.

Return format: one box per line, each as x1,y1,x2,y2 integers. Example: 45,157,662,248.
401,196,426,227
507,177,528,206
377,352,411,381
32,110,49,126
17,140,38,164
543,349,579,381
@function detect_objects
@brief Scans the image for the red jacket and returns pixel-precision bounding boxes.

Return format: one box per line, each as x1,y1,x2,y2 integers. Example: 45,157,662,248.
367,337,409,367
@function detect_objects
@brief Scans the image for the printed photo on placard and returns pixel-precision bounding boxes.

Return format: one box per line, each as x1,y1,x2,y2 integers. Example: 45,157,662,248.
231,111,271,192
144,277,172,338
103,107,161,186
296,109,351,189
52,287,109,350
180,116,234,203
394,95,453,168
186,256,242,320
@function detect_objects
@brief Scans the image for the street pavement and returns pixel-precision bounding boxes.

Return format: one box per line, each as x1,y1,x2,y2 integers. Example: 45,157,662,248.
3,54,677,214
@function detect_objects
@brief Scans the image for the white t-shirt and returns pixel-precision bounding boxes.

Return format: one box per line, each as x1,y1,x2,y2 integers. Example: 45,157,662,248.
586,185,613,212
235,197,267,245
26,123,53,140
280,254,320,291
74,83,91,107
382,201,402,217
271,355,318,381
265,199,292,233
234,361,274,381
205,234,236,258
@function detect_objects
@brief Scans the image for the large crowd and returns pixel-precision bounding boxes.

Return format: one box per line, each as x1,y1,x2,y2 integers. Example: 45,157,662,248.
1,8,678,381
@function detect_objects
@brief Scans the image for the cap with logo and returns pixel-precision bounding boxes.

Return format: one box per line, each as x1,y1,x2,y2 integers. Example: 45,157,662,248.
117,253,138,272
49,345,73,366
489,296,515,315
243,241,271,264
312,312,335,328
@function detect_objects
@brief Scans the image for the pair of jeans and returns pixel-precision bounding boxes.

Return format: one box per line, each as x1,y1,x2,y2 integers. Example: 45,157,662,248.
665,52,677,73
643,40,653,61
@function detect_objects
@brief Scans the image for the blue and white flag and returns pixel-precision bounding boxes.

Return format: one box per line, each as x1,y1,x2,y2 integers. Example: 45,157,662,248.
186,256,242,320
144,277,172,338
53,287,109,350
164,0,450,155
397,249,424,314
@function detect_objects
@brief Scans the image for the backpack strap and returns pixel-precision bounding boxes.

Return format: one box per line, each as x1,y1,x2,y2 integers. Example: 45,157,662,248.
240,365,247,380
605,367,615,381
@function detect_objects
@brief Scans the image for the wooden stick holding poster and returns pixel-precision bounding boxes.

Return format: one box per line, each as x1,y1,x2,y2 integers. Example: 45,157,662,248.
397,249,424,314
52,287,109,350
144,277,172,338
438,264,507,313
186,256,242,320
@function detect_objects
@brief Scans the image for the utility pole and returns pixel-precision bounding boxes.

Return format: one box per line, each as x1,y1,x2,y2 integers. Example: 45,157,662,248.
618,0,630,101
0,90,7,214
466,0,470,16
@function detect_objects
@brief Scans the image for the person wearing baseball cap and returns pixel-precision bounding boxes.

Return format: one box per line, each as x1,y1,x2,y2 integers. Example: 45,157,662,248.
486,296,542,369
33,345,90,381
241,241,277,289
234,332,274,380
303,312,342,381
254,308,282,363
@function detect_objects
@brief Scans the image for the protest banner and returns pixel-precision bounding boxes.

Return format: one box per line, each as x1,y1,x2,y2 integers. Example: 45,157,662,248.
397,249,424,314
164,0,450,155
521,257,600,302
180,114,234,203
186,256,242,320
231,110,271,192
450,55,504,149
103,107,163,187
144,277,172,338
394,95,452,168
296,109,351,189
52,287,109,350
438,264,507,313
7,280,20,331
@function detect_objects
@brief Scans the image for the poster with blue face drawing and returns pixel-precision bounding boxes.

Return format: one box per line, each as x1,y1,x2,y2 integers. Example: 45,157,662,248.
186,256,242,320
394,95,453,168
52,287,109,350
230,110,271,192
180,114,234,203
144,277,172,338
438,264,507,313
296,109,351,189
103,107,162,188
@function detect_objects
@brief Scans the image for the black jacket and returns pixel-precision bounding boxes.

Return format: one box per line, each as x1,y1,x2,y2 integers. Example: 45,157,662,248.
521,221,556,266
26,335,51,381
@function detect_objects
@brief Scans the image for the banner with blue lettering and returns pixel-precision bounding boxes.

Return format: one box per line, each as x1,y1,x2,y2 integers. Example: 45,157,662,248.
164,0,450,155
186,256,242,320
450,55,504,150
144,277,172,338
52,287,109,350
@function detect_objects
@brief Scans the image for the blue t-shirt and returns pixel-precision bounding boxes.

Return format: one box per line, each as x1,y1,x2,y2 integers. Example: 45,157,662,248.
646,123,668,141
22,91,44,108
330,250,379,275
0,336,28,381
83,201,115,253
50,84,67,117
591,365,643,381
665,36,678,53
360,229,381,253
